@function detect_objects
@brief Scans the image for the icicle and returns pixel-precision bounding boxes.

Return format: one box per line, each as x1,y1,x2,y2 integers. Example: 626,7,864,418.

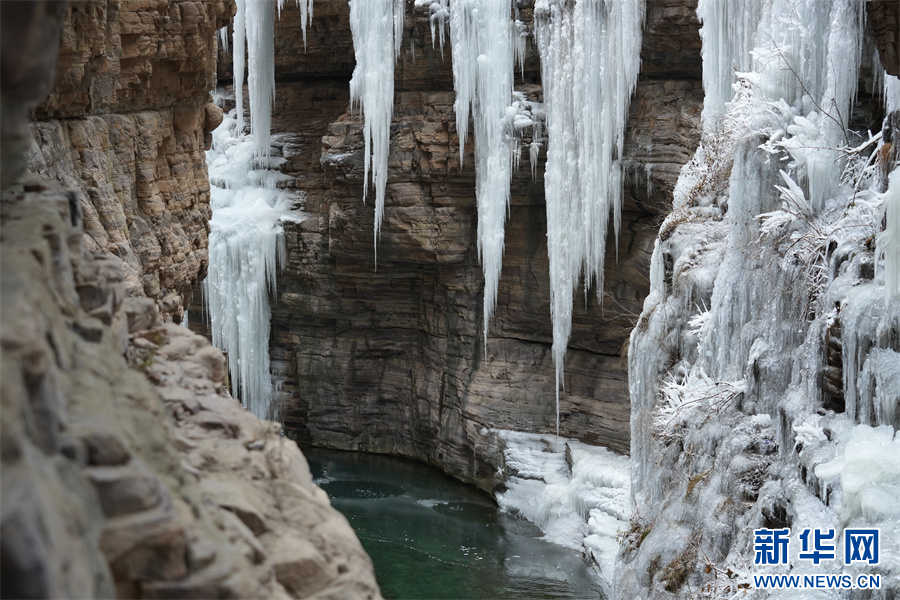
885,73,900,114
426,0,449,54
449,0,518,350
696,0,760,129
246,0,276,159
233,0,246,133
878,170,900,302
536,0,644,433
349,0,403,263
218,25,230,54
299,0,314,49
513,19,527,77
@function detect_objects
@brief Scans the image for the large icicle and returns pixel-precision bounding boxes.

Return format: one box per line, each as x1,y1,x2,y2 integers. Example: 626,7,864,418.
232,0,246,133
349,0,403,261
695,0,760,128
535,0,644,433
205,114,300,420
245,0,276,159
449,0,517,348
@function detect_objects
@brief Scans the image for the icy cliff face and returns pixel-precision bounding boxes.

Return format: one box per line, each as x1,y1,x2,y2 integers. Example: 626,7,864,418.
621,0,900,596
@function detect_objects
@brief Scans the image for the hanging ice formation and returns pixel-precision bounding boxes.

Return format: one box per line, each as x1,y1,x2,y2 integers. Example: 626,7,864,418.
351,1,643,433
447,0,518,349
205,115,299,420
232,0,246,133
695,0,760,128
534,0,644,433
348,0,404,262
205,1,312,420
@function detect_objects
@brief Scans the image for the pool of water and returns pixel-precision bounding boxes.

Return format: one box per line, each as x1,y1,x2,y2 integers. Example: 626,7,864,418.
303,446,607,600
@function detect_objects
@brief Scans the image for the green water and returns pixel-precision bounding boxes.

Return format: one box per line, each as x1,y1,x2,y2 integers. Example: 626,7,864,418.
303,447,606,600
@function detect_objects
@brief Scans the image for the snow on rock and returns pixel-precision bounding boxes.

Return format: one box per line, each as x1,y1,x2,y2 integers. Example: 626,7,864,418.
493,430,630,598
621,0,900,596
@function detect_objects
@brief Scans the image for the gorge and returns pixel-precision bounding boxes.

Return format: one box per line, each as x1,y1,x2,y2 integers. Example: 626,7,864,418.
2,0,899,599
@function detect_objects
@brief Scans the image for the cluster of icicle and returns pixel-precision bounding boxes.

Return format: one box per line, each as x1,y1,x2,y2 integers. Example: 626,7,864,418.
232,0,314,158
203,0,312,420
222,0,645,433
348,0,404,264
411,0,645,433
533,0,644,432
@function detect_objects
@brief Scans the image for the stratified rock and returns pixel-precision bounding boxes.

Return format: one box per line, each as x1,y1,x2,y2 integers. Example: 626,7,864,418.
27,0,236,322
866,0,900,76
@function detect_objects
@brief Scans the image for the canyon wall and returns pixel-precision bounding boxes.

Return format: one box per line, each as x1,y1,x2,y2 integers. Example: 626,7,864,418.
1,2,380,597
251,0,703,491
28,0,232,321
1,185,380,599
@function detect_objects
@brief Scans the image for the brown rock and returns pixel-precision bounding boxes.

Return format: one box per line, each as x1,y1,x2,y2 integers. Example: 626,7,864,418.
867,0,900,76
2,187,381,598
81,429,132,466
86,462,166,518
27,0,236,321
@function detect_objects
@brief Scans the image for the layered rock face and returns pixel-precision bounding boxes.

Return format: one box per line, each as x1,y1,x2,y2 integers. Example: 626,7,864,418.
27,0,232,321
2,2,381,597
250,0,703,490
1,185,380,599
867,0,900,76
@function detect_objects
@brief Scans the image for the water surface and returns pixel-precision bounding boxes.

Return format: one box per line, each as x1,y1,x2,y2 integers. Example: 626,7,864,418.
303,446,606,600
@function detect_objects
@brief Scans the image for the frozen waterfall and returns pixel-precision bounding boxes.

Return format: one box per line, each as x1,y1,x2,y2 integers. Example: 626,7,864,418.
448,0,517,349
205,2,312,420
205,113,301,420
535,0,644,433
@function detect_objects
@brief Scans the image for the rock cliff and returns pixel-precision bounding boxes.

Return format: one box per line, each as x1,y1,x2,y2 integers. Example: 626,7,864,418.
1,2,381,597
227,0,703,491
1,185,380,598
28,0,233,322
